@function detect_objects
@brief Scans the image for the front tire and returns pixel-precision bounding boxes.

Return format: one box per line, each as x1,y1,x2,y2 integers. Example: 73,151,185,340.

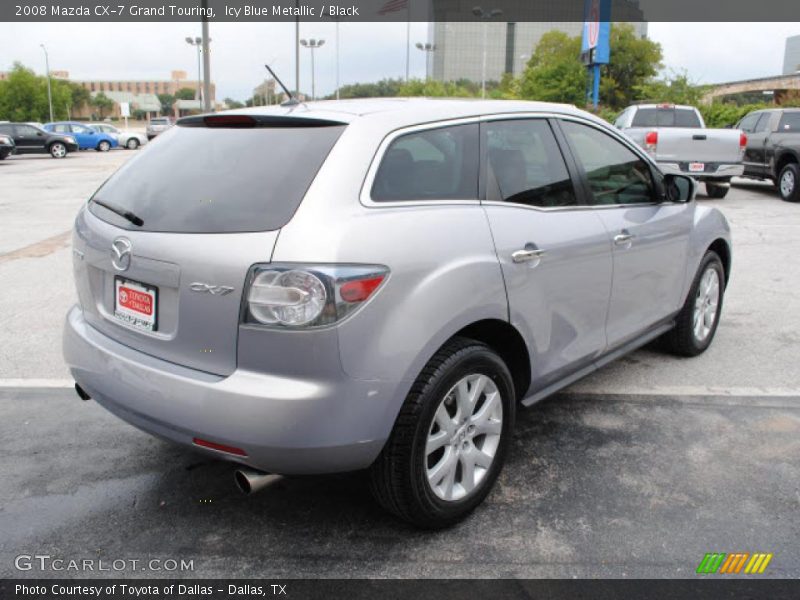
778,163,800,202
126,138,139,150
370,337,515,529
49,142,67,158
96,140,111,152
664,251,725,357
705,182,729,199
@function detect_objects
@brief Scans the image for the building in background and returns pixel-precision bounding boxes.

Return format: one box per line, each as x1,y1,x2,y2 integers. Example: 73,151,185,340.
252,79,277,105
429,14,647,83
784,35,800,75
71,70,216,102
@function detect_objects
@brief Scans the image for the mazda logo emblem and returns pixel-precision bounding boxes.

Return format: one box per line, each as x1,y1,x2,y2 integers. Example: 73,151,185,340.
111,237,132,272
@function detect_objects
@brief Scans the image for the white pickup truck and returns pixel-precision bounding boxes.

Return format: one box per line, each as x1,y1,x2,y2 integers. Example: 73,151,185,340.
614,104,746,198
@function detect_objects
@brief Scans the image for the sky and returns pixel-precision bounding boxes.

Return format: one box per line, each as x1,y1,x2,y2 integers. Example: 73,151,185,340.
0,21,797,101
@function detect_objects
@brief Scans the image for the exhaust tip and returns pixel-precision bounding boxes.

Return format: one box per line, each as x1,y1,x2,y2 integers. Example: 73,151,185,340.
234,468,282,496
75,383,91,401
234,470,253,495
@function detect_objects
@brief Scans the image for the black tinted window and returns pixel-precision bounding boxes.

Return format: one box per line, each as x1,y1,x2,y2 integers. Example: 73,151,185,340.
0,125,11,135
561,121,655,206
632,108,701,128
89,124,345,233
778,112,800,132
371,124,479,201
485,119,577,208
737,113,760,132
754,113,772,132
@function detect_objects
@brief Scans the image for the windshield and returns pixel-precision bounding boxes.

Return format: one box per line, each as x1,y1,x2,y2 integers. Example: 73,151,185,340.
88,123,345,233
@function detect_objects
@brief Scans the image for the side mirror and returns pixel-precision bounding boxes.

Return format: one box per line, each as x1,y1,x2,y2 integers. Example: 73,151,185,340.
664,174,695,203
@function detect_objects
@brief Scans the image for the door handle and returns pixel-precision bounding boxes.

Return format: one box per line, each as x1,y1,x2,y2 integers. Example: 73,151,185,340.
512,248,547,264
614,232,635,246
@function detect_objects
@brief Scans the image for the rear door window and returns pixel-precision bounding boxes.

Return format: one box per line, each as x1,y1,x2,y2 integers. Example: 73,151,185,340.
484,119,578,208
778,112,800,132
89,121,345,233
371,124,479,202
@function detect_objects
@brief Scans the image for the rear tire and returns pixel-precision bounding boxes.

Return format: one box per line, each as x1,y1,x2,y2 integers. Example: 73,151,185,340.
705,182,729,199
49,142,67,158
778,163,800,202
663,251,725,357
370,337,515,529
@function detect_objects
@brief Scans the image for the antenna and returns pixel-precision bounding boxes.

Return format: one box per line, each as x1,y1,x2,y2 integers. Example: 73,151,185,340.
265,64,299,106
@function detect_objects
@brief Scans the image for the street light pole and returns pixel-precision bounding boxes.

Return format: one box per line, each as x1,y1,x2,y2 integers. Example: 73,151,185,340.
415,43,436,81
300,38,325,100
472,6,503,99
336,20,340,100
201,3,212,112
40,44,53,122
185,37,202,101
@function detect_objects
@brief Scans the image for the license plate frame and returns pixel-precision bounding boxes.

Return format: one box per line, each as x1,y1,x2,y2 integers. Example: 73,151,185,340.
114,276,158,332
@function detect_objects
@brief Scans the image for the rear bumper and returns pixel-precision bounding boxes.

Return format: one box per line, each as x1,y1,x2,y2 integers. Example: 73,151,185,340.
63,306,399,474
658,162,744,180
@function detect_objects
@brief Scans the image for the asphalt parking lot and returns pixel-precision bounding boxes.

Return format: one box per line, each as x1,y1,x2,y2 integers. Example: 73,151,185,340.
0,151,798,578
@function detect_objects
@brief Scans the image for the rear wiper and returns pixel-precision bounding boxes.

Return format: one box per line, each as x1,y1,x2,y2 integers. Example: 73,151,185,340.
90,198,144,227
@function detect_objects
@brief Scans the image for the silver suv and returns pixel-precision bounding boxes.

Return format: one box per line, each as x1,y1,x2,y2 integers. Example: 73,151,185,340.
64,99,731,528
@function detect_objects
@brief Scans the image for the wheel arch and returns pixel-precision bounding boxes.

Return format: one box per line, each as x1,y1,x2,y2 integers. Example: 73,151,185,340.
445,319,531,403
775,150,798,177
708,238,732,288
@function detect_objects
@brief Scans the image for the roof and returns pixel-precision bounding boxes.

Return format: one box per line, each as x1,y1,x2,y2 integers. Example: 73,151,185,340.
92,91,161,112
217,97,590,128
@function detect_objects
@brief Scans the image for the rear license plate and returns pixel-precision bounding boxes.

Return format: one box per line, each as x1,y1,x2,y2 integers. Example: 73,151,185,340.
689,162,705,172
114,277,158,332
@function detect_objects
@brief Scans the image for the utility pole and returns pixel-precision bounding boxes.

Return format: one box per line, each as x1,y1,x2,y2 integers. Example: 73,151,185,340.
40,44,53,122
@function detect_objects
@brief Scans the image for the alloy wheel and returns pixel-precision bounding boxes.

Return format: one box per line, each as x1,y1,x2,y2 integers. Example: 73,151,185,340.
693,267,720,342
425,373,503,502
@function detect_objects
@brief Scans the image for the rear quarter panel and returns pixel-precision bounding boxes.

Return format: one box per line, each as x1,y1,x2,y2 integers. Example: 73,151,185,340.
681,203,732,299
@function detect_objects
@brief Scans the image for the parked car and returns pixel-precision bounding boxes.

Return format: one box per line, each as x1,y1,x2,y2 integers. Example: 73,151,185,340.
44,121,118,152
64,99,732,528
736,108,800,202
615,103,746,198
145,117,173,140
89,123,148,150
0,132,15,159
0,122,78,158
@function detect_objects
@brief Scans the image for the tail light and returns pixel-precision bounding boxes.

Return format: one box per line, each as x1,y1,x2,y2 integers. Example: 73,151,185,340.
644,130,658,154
243,264,389,328
739,132,747,150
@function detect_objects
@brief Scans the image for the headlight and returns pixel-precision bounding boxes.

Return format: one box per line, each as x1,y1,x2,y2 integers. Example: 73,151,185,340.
244,264,388,329
0,136,9,144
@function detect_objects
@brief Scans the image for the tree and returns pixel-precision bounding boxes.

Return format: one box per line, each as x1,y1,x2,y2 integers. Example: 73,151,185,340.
68,83,92,113
599,23,663,109
518,31,587,105
0,62,72,122
175,87,197,101
91,92,114,119
329,78,405,99
157,93,175,116
224,97,245,109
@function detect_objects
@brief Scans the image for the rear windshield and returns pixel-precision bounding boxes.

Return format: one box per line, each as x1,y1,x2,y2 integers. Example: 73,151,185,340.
150,119,169,125
88,124,345,233
632,108,702,128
